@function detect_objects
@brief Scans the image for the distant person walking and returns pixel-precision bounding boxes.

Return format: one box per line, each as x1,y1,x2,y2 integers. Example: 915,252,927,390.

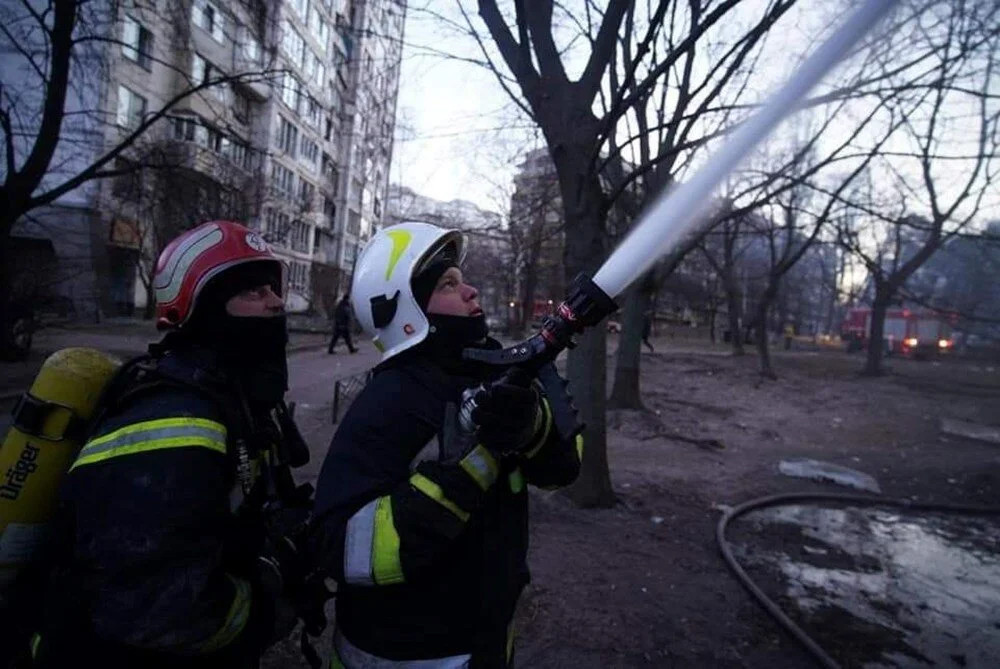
642,312,655,353
328,293,358,354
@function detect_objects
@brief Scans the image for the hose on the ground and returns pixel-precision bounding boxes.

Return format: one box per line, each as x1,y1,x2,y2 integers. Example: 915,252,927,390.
715,492,1000,669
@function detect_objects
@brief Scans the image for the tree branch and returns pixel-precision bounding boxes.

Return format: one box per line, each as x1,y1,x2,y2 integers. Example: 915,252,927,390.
7,0,76,203
578,0,630,102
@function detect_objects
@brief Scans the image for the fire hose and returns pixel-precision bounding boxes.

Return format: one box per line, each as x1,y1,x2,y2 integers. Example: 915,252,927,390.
715,492,1000,669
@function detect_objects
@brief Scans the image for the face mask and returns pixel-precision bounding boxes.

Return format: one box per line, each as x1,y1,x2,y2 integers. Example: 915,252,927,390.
213,314,289,408
416,313,490,375
427,313,488,348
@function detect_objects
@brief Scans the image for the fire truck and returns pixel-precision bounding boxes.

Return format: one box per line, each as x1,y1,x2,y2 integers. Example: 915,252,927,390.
842,307,955,356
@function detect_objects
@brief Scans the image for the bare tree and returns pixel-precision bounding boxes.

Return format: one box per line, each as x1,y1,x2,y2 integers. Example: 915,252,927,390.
836,0,999,375
461,0,829,506
700,204,749,356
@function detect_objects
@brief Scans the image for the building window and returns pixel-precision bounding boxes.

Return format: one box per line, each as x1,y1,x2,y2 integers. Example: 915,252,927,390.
271,162,295,199
241,29,261,65
222,137,252,170
322,158,339,196
233,87,251,123
191,53,226,101
122,16,153,70
292,0,309,21
288,260,309,292
351,177,362,209
323,196,336,220
276,117,298,156
116,85,146,129
192,0,225,42
279,73,301,113
313,59,326,89
300,137,319,170
265,208,289,241
299,179,315,211
309,8,329,52
290,220,311,252
303,95,321,129
172,115,197,140
282,21,306,67
347,209,361,236
345,241,358,266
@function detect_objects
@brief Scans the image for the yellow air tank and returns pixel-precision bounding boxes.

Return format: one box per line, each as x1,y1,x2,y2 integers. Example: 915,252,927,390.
0,348,120,588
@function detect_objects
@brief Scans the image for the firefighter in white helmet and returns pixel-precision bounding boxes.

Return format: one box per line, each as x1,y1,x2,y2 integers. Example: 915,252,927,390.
309,221,582,667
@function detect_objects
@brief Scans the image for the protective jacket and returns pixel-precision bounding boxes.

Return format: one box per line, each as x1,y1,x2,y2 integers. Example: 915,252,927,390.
33,345,286,669
309,345,582,668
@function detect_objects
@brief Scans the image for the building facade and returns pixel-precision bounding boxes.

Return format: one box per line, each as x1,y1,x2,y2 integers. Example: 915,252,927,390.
3,0,404,319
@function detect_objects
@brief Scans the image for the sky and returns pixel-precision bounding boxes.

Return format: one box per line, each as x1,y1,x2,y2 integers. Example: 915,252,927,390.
388,2,999,227
388,1,853,215
390,6,544,214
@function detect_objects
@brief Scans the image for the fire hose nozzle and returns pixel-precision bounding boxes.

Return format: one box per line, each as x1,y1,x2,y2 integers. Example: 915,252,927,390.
463,273,617,371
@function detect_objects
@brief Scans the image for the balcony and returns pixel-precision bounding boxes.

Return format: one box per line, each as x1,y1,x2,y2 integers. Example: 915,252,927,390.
232,61,271,101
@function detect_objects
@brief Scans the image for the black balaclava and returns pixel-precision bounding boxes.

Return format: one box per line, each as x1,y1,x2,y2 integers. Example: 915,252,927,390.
410,246,489,372
181,261,288,408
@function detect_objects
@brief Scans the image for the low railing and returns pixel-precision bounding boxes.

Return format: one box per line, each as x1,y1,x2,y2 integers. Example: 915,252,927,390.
331,369,372,424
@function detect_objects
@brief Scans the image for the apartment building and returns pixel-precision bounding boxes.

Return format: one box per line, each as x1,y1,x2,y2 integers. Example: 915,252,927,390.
3,0,404,319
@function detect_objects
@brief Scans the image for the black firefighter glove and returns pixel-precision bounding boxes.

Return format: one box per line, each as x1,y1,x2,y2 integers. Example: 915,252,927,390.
255,534,304,646
471,369,544,457
256,531,333,649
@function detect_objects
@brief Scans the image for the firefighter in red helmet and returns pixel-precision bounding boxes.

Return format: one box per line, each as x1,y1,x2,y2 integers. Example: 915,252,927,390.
34,221,310,668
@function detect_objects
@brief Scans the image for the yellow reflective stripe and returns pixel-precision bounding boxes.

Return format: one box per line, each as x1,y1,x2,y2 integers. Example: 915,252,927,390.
82,417,224,450
72,435,226,470
70,417,226,470
329,650,347,669
506,620,516,662
523,398,554,459
384,229,412,280
460,445,498,491
371,497,404,585
190,574,252,653
509,468,525,494
30,633,41,659
411,473,470,522
575,434,584,463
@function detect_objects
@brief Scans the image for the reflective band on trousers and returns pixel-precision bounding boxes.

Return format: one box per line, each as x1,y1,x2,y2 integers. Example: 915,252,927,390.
70,417,227,470
332,629,471,668
459,445,497,491
344,496,403,586
189,574,252,653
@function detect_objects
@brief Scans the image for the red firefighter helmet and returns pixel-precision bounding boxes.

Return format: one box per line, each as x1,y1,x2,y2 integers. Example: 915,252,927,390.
153,220,283,330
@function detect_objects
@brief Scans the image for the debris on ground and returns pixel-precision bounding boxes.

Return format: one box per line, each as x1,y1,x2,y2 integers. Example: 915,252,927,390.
778,458,882,493
940,418,1000,445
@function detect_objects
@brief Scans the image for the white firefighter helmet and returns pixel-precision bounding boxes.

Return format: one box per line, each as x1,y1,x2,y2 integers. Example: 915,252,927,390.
351,221,466,361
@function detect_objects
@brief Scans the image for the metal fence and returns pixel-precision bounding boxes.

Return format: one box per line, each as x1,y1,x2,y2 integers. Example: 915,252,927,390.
331,370,373,424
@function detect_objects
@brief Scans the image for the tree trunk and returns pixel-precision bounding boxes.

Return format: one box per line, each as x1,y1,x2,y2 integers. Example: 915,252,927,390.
143,281,156,320
518,234,542,330
708,304,717,344
608,284,651,410
724,273,744,356
564,325,613,508
551,137,615,508
863,283,891,376
755,298,776,379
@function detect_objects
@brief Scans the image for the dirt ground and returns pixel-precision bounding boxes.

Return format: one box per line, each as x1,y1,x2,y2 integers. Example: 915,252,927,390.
265,346,1000,668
